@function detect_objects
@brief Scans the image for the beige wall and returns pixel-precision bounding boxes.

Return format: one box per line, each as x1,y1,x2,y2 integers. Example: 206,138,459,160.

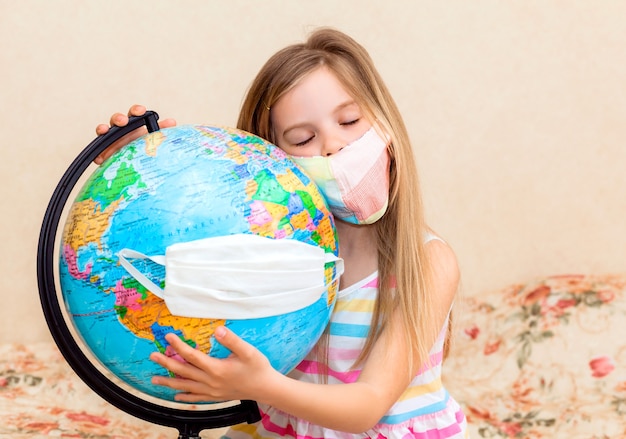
2,0,625,344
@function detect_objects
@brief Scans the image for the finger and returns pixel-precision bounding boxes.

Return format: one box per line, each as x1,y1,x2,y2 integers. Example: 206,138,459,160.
164,333,200,358
150,351,204,382
128,104,147,117
150,374,225,403
109,112,129,128
159,334,218,374
95,123,110,136
213,326,254,359
151,373,197,391
151,374,216,401
173,393,217,403
151,374,187,389
94,146,123,165
93,154,106,165
159,118,177,129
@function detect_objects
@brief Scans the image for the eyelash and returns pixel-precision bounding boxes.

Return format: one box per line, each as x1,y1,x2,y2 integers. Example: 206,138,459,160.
341,119,359,126
293,119,360,147
295,137,313,147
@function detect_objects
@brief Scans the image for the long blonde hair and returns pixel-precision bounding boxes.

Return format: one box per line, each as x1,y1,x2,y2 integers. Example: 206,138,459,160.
237,28,440,374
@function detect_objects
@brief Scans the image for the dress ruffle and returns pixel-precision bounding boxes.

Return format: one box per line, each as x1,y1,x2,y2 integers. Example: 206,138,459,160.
223,397,468,439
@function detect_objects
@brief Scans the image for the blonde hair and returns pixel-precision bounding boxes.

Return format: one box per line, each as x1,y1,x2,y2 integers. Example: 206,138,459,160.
237,28,440,374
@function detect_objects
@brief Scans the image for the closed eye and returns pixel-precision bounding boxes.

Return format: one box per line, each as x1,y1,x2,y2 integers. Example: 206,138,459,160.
295,135,315,147
340,119,360,126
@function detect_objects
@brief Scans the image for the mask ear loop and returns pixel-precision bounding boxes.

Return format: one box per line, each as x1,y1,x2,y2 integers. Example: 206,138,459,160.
117,249,166,300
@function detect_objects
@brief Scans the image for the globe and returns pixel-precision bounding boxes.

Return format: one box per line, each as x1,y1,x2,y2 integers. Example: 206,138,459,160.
56,121,340,405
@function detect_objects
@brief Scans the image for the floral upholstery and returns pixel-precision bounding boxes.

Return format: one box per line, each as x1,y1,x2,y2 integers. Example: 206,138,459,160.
0,342,177,437
443,274,626,438
2,274,624,438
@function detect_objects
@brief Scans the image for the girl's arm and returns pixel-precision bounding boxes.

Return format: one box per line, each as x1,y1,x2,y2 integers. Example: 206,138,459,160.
150,240,459,433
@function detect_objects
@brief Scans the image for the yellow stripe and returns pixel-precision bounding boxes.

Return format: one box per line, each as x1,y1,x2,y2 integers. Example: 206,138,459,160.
228,423,268,439
334,298,374,312
398,376,442,401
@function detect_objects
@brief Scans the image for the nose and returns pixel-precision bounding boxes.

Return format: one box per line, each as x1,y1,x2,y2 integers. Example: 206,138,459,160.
321,135,346,157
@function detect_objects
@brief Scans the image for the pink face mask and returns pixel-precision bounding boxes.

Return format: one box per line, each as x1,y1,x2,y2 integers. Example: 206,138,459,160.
291,126,391,225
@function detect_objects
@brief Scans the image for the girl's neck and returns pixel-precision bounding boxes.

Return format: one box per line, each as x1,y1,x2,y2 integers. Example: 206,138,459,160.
335,220,378,290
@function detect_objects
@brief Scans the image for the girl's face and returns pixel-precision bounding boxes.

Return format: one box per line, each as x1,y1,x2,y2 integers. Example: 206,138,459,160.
270,66,372,158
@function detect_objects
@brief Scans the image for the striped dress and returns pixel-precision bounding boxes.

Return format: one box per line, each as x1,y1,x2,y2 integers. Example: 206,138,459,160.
223,269,469,439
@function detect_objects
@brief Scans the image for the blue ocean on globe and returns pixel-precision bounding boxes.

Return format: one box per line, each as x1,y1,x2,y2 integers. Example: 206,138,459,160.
59,125,340,402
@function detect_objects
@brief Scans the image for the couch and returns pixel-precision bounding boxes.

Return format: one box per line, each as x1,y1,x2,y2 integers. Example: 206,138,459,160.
2,273,624,438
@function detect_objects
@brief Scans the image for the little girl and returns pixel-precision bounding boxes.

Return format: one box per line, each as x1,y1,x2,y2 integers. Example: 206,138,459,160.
96,27,468,439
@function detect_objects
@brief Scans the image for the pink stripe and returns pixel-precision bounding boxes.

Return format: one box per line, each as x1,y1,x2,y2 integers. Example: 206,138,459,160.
416,350,443,375
403,407,466,438
295,360,360,383
364,276,395,289
362,277,378,288
260,409,324,439
260,410,297,439
259,406,466,439
352,274,397,288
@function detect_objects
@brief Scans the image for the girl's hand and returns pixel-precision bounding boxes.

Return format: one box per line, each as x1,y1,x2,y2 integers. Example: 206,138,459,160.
149,326,276,403
93,104,177,165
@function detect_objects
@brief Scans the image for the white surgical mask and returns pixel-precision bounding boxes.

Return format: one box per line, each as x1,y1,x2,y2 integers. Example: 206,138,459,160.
291,125,391,225
117,234,343,319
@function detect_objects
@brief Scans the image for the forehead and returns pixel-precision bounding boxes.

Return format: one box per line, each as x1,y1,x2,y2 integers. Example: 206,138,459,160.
271,67,356,125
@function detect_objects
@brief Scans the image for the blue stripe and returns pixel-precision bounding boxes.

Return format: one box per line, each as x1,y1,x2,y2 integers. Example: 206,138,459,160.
379,390,450,424
329,322,370,338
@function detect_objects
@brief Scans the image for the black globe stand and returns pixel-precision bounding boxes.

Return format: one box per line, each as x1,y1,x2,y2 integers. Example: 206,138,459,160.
37,111,261,438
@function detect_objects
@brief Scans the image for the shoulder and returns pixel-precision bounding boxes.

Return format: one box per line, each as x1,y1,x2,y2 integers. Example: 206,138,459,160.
424,235,460,301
